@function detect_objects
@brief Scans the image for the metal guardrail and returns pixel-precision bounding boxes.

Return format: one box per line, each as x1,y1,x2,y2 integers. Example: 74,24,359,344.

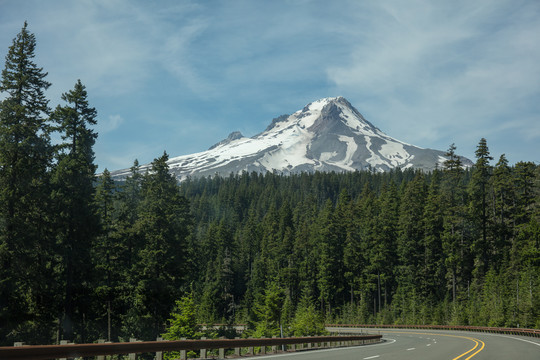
326,324,540,337
0,334,382,360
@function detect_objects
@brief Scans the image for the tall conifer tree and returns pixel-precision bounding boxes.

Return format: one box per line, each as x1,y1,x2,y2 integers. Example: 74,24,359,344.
441,144,467,303
0,22,54,343
469,138,493,278
51,79,99,341
130,152,191,339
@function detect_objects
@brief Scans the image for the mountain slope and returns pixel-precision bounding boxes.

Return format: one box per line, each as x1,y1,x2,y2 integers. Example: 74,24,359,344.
111,97,472,180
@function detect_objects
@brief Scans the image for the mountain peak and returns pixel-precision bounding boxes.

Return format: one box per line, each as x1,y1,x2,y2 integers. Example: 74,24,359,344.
110,97,472,181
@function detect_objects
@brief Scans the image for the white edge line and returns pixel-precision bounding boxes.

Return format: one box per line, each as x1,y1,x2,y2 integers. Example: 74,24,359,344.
243,338,397,359
364,356,380,359
487,333,540,347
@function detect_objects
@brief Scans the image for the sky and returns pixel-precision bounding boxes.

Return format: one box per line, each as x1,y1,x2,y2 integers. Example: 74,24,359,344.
1,0,539,172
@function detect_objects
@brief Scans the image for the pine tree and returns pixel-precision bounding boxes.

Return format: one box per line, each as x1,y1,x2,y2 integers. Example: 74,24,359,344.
469,138,493,279
130,152,191,339
395,173,427,322
93,169,117,341
441,144,467,304
374,182,399,311
490,155,514,264
50,79,99,342
0,22,54,344
290,289,325,336
422,170,445,301
315,199,340,315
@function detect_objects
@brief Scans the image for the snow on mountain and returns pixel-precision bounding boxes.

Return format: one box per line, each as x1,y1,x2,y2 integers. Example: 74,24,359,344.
110,96,472,181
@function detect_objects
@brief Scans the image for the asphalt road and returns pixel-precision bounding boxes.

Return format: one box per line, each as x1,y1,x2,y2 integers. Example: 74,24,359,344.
245,327,540,360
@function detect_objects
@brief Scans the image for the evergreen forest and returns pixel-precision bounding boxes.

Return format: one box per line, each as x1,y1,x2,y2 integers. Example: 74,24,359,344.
0,23,539,346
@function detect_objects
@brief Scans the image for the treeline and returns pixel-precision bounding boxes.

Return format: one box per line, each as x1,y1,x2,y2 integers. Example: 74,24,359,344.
180,149,539,334
1,23,539,347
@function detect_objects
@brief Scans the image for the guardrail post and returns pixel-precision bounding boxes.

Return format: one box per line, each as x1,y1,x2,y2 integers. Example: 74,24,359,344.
260,337,266,354
272,336,277,353
180,337,187,360
129,338,137,360
200,336,207,359
219,337,225,359
97,339,105,360
155,337,163,360
235,337,241,356
59,340,70,360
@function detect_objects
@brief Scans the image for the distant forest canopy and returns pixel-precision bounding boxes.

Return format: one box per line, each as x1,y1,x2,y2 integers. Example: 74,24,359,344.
1,23,539,346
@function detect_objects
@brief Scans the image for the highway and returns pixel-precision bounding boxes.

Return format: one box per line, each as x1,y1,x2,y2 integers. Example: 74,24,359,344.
247,327,540,360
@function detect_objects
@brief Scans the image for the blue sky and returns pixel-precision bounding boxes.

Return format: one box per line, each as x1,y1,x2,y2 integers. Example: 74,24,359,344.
1,0,539,171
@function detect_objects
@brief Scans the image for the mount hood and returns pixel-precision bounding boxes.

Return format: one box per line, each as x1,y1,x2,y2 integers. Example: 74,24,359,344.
111,97,471,180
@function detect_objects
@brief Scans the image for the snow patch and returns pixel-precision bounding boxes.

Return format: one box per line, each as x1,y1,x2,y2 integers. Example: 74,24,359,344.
320,151,338,162
364,136,388,167
337,135,357,170
379,140,412,166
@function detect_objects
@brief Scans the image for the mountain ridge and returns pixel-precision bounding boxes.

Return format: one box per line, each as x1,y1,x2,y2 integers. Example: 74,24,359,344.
110,97,472,180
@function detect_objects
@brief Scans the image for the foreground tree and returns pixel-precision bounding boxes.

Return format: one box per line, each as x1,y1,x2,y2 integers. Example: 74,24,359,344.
127,152,192,340
50,80,99,342
0,22,54,343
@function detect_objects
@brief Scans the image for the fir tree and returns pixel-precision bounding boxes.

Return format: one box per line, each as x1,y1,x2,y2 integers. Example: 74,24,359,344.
0,22,54,343
490,155,513,264
130,152,191,339
93,169,117,341
50,79,99,342
441,144,467,303
469,138,493,279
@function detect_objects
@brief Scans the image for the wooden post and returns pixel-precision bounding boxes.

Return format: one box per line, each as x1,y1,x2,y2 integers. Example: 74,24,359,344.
180,338,187,360
59,340,69,360
129,338,137,360
219,337,225,359
200,337,207,359
97,339,105,360
235,337,241,356
155,337,163,360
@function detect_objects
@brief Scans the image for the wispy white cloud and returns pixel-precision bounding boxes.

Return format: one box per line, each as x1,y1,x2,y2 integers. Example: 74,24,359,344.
326,0,540,155
97,114,124,134
1,0,538,170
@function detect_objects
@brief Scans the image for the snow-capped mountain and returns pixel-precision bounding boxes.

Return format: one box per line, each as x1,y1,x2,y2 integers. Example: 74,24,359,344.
110,97,471,180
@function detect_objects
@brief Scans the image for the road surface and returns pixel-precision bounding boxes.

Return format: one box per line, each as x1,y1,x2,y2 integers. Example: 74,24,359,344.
246,327,540,359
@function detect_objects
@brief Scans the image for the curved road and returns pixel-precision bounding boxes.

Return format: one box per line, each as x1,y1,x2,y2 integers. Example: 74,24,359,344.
248,327,540,359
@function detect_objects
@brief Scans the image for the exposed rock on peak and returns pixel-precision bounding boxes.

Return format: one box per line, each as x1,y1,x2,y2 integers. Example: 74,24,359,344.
208,131,245,150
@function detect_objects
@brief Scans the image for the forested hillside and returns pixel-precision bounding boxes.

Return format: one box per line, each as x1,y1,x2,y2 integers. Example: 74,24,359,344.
176,150,539,333
1,23,538,346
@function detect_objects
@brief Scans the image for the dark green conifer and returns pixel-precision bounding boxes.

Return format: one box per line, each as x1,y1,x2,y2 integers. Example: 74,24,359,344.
50,79,99,342
469,138,493,278
0,22,54,343
130,152,191,339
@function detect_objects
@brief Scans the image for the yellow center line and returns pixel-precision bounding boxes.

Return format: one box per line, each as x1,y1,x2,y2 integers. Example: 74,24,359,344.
380,330,485,360
452,337,478,360
463,338,485,360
